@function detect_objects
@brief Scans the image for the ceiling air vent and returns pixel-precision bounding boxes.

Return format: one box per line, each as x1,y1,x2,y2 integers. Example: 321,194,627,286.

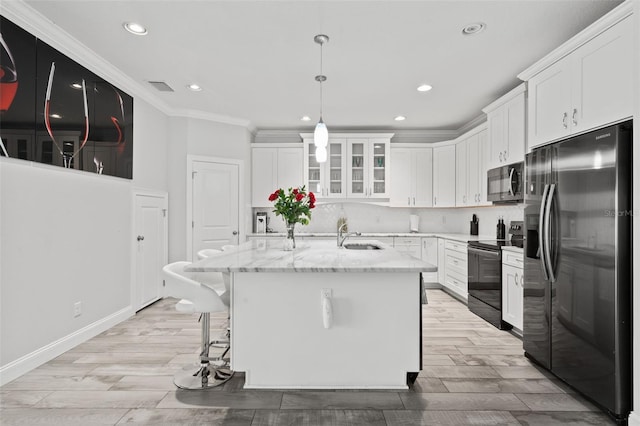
147,81,174,92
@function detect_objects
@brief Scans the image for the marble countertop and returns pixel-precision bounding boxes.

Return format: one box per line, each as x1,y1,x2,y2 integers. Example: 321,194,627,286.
501,246,524,254
185,239,436,273
247,232,496,243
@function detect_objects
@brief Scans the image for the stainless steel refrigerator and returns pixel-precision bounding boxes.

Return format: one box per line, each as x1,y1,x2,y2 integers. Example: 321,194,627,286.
523,120,632,420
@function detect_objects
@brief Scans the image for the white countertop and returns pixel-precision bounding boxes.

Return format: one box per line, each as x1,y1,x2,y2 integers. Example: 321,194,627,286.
247,232,496,243
501,246,524,254
186,239,436,273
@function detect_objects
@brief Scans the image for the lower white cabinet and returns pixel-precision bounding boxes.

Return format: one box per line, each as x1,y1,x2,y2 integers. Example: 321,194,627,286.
393,236,421,259
421,237,438,284
502,250,524,330
442,240,468,301
437,238,445,285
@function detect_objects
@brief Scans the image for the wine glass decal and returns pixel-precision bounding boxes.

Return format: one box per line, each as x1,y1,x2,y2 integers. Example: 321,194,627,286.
0,32,18,113
44,62,89,168
93,157,104,174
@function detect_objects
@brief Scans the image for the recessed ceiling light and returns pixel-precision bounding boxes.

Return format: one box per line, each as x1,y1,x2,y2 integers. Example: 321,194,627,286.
123,22,148,36
417,84,432,92
301,116,311,121
70,82,82,89
394,116,406,121
462,22,486,36
49,113,62,119
187,84,202,91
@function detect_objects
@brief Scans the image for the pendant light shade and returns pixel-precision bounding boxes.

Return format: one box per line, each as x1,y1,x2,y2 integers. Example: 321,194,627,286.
312,34,329,161
315,146,327,163
314,119,328,148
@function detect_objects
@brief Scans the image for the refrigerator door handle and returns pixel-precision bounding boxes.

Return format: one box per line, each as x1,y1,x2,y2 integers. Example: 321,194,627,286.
544,183,556,283
538,184,550,281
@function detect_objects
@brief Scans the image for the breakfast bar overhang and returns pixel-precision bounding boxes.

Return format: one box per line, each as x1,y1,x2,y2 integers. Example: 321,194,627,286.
185,238,436,389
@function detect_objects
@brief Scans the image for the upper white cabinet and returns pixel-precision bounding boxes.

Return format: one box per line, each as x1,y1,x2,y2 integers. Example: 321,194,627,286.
303,138,347,199
346,136,391,199
432,144,456,208
519,7,633,149
251,145,304,207
482,84,526,169
390,145,433,207
455,125,490,207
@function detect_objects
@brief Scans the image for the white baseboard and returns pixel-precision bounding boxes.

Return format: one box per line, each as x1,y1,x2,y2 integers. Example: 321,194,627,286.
629,411,640,426
0,306,133,386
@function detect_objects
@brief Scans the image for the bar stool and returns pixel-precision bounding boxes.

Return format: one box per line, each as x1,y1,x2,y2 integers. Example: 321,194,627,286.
197,248,223,260
162,261,233,389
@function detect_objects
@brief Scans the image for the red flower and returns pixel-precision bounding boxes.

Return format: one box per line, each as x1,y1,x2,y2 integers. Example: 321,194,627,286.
309,192,316,203
268,192,278,201
292,188,299,195
309,202,315,209
295,193,304,201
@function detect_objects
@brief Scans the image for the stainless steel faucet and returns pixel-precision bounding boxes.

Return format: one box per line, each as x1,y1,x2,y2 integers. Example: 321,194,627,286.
337,222,361,247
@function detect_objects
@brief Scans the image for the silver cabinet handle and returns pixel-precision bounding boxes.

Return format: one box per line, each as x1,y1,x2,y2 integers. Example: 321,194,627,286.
499,152,503,162
562,112,568,129
137,235,144,241
408,197,411,206
413,197,415,205
572,108,578,126
504,150,508,160
434,196,437,206
515,272,519,286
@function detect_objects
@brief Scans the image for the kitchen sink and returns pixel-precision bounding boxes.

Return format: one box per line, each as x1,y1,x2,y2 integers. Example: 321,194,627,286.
343,243,382,250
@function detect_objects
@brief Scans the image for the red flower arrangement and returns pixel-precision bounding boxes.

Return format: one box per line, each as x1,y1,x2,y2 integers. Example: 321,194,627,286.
269,186,316,225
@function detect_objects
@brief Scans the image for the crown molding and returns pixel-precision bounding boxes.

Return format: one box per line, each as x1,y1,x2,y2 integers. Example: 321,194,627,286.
517,0,633,81
456,114,487,135
171,108,255,133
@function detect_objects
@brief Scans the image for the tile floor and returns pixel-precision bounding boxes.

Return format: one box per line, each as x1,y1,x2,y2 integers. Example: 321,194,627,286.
0,290,615,425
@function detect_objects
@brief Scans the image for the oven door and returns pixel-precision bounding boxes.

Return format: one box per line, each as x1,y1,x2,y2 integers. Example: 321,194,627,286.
468,246,502,310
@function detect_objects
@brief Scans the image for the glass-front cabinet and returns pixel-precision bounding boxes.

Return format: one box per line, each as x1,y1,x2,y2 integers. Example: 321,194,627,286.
347,137,390,199
303,138,346,199
302,133,392,200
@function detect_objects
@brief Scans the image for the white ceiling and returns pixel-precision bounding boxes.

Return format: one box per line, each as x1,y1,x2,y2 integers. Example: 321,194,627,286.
23,0,623,132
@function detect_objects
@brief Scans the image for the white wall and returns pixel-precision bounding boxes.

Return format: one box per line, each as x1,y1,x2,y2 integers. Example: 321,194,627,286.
167,117,252,262
0,98,170,385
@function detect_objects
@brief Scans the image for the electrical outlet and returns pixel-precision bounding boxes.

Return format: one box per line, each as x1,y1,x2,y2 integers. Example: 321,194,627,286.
321,288,332,299
73,301,82,318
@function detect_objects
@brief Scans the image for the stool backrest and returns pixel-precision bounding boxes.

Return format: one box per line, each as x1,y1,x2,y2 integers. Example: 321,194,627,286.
162,261,227,313
221,245,236,251
197,248,223,260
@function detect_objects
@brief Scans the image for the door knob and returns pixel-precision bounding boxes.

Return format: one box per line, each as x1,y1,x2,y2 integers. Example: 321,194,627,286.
232,231,238,235
137,235,144,241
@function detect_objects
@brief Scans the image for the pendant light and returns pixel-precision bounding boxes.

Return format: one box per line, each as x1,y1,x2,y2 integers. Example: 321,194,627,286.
313,34,329,160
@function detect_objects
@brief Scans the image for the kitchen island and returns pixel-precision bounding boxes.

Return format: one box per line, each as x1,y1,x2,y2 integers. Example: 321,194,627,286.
186,238,435,389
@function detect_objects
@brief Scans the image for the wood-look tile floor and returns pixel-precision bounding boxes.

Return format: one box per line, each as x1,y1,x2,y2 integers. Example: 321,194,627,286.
0,290,615,425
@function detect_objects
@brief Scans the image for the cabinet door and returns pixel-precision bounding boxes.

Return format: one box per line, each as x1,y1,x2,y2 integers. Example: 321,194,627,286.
505,92,526,163
571,16,633,135
466,134,480,206
369,138,389,198
455,140,468,207
527,58,572,148
502,264,523,330
277,147,304,192
437,238,445,285
433,145,456,207
326,139,347,198
477,129,491,206
347,138,368,198
390,148,413,207
488,108,506,169
252,147,277,207
414,148,433,207
304,140,324,196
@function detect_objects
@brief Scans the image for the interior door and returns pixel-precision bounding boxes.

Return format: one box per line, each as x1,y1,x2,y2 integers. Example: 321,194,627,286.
192,159,240,260
134,192,167,311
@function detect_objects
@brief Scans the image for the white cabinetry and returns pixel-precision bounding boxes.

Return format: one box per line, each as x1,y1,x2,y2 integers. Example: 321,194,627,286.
442,240,468,301
432,145,456,208
455,140,467,207
421,237,438,284
393,236,421,259
347,137,391,199
437,238,445,285
303,138,347,199
252,145,304,207
455,126,490,207
482,84,526,169
502,250,524,331
520,12,633,149
390,145,433,207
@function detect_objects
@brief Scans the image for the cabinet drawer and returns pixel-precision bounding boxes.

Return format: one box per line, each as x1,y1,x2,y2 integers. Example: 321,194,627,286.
394,237,421,246
445,240,467,254
395,245,421,259
502,251,524,268
445,249,467,277
445,270,468,294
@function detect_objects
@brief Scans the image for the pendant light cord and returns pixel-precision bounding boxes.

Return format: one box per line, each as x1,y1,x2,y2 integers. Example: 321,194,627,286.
319,41,323,120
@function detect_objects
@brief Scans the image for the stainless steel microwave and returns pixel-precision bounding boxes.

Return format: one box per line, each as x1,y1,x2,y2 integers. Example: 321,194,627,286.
487,162,524,203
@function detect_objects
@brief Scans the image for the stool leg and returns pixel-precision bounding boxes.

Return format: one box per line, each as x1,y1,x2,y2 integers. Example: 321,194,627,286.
173,312,233,390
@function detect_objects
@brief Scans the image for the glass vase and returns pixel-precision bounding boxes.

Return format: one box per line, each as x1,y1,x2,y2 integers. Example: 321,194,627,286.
283,221,296,251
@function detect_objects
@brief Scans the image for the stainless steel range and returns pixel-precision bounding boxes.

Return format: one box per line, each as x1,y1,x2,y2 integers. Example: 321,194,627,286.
467,221,523,329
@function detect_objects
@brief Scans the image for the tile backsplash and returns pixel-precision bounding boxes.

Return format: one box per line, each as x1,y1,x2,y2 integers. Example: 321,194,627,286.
254,202,524,237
